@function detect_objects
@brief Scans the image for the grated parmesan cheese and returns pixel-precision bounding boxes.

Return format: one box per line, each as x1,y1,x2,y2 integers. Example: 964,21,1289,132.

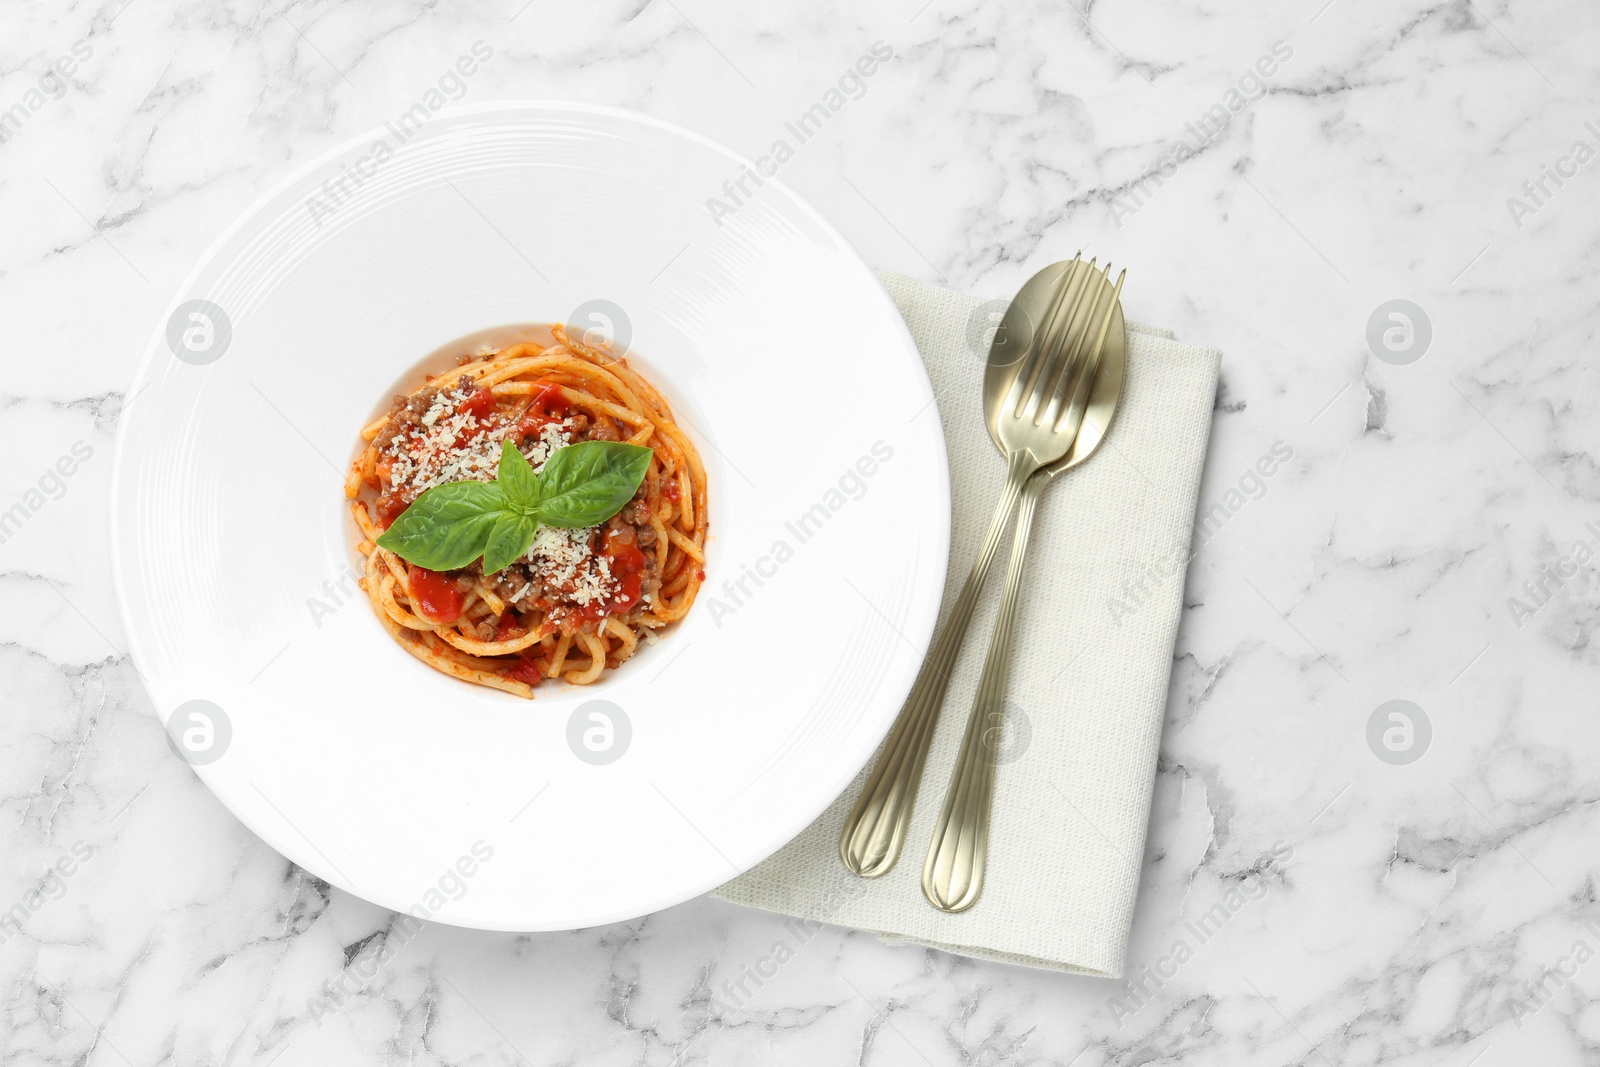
381,387,573,498
523,421,569,472
418,385,467,428
525,524,619,607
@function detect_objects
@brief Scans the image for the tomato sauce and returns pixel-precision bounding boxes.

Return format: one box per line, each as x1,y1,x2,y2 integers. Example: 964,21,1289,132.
503,659,544,685
408,566,464,624
493,611,525,641
376,493,410,529
577,529,647,621
517,380,570,437
459,386,498,419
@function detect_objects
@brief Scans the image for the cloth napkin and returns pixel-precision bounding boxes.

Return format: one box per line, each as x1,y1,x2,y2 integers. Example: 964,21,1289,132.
711,272,1222,977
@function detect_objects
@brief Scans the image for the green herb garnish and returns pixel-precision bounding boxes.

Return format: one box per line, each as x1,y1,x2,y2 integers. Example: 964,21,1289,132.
377,440,652,575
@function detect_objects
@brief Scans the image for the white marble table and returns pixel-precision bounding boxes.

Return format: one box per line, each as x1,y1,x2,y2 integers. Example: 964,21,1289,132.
5,1,1597,1063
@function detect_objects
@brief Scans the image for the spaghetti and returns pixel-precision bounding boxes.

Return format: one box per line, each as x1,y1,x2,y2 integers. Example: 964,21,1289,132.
345,326,708,697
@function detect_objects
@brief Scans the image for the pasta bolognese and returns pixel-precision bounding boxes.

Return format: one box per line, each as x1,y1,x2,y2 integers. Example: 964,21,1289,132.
345,325,708,697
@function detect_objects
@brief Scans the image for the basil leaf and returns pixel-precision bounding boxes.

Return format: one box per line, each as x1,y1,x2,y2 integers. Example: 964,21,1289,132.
532,441,652,528
497,439,541,510
482,511,540,576
376,480,508,571
372,439,650,572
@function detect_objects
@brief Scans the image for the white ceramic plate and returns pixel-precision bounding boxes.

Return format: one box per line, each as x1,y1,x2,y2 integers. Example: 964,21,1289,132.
110,102,950,930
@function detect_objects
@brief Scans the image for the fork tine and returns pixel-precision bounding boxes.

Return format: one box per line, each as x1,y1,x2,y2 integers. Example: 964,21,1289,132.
1016,259,1096,421
1041,261,1113,428
1002,255,1082,415
1053,266,1126,435
1024,259,1101,424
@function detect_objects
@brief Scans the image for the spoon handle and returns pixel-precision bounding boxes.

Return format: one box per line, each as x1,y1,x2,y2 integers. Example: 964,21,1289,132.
922,471,1045,911
838,452,1033,878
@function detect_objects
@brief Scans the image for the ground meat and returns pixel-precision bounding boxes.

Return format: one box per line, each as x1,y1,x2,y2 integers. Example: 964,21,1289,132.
493,565,540,604
491,569,522,599
566,413,589,436
372,378,469,454
636,524,656,547
373,393,421,453
622,496,651,526
589,417,621,442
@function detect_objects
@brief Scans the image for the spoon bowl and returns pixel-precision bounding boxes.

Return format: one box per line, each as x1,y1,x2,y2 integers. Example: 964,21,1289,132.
983,258,1126,472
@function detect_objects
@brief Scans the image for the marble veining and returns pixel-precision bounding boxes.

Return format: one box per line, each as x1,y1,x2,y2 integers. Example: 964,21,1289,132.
3,0,1599,1063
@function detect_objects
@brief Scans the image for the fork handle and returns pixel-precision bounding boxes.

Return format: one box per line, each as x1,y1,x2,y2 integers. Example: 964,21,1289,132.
839,452,1034,877
922,470,1046,911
